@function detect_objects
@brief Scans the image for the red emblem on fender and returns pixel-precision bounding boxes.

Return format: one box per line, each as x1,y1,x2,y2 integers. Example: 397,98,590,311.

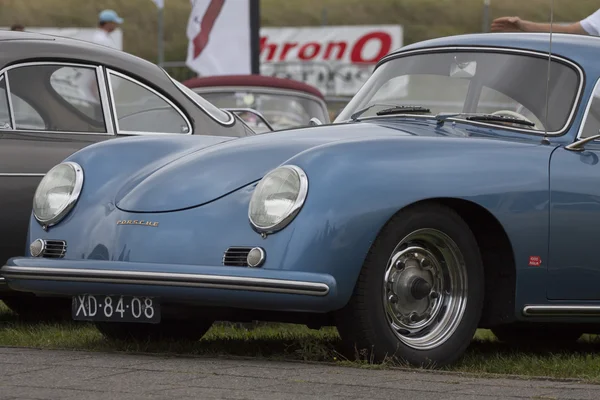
528,256,541,266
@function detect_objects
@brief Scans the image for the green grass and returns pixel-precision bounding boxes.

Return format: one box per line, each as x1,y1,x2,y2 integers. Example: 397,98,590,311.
2,302,600,383
0,0,598,63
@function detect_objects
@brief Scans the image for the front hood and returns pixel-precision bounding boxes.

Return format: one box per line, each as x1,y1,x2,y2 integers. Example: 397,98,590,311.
114,119,524,213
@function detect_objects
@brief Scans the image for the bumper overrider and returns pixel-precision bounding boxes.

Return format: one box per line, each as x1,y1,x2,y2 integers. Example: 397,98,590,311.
0,258,339,313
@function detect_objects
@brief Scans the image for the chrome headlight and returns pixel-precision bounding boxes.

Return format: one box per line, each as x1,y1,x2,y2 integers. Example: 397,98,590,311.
248,165,308,234
33,161,84,228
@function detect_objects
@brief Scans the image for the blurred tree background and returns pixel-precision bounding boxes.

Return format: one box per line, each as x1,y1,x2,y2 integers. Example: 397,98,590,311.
0,0,596,63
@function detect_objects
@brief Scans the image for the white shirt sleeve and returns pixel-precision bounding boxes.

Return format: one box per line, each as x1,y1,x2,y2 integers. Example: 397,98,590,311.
580,8,600,36
91,31,118,49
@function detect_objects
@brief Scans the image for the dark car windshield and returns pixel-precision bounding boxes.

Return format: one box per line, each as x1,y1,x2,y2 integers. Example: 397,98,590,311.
335,50,581,134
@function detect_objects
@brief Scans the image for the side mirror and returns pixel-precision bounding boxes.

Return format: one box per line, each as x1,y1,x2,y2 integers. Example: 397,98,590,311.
565,133,600,152
309,117,323,126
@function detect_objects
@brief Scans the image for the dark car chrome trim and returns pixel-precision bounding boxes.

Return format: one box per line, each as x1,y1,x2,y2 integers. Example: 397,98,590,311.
1,266,330,296
0,61,116,136
0,173,45,177
169,76,236,127
97,65,115,135
523,305,600,316
2,72,15,129
106,69,193,136
368,46,584,137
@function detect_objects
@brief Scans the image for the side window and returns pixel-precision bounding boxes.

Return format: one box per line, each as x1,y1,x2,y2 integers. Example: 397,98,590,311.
580,82,600,139
7,64,106,132
0,75,11,129
108,72,190,134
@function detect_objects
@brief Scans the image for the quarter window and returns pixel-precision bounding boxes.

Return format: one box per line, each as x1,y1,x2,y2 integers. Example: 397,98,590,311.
0,75,11,129
108,72,190,134
580,80,600,139
6,64,106,132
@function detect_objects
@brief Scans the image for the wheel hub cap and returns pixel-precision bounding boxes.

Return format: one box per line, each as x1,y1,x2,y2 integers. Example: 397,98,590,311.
383,228,468,350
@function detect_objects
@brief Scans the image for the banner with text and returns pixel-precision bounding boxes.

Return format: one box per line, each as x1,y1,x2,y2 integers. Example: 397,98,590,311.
259,25,403,97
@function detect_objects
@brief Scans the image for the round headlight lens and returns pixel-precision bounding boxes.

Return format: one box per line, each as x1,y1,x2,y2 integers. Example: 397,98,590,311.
248,165,308,233
33,162,84,227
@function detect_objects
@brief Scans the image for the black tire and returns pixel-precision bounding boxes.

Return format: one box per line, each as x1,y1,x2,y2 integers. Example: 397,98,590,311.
95,319,214,342
2,295,72,322
492,324,582,344
336,203,484,367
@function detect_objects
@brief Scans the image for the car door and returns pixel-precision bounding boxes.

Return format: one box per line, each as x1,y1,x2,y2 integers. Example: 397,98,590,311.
548,78,600,300
0,62,114,265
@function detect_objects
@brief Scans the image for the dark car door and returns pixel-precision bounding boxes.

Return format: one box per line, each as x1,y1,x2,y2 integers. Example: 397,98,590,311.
548,79,600,300
0,62,114,266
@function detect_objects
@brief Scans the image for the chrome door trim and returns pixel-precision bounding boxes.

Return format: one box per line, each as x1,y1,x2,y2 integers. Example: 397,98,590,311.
523,304,600,316
1,61,112,136
96,65,114,135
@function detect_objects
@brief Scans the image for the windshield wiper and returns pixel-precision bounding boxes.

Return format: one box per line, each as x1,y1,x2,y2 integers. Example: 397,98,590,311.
351,104,431,121
435,113,535,127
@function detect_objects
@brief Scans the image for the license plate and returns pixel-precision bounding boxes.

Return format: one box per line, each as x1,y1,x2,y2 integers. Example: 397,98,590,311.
72,294,161,323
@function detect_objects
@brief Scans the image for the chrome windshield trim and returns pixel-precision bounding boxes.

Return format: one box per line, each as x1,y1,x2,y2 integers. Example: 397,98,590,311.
354,46,585,137
106,69,193,135
575,76,600,141
1,265,330,297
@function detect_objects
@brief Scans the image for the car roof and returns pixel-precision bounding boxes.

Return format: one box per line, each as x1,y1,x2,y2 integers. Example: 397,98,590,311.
0,30,161,78
382,32,600,67
182,74,326,101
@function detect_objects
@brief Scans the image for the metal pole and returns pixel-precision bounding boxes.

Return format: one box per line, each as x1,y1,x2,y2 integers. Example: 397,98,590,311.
158,6,165,66
322,7,328,26
482,0,491,32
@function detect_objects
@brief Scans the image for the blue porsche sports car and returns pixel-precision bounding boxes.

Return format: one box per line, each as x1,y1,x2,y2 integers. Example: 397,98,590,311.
3,32,600,367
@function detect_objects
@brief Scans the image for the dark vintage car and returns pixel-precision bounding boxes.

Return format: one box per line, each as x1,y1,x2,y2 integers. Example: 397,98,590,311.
0,30,254,317
182,75,330,133
6,31,600,367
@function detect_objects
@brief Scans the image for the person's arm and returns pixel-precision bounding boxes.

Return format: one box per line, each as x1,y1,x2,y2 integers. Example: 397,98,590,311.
491,16,588,34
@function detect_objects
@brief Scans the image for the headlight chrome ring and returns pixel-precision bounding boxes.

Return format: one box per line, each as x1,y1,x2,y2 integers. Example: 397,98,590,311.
33,161,84,230
248,165,308,235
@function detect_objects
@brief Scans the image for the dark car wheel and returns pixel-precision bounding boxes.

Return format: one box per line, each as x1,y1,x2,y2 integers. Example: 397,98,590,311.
95,319,214,342
336,203,484,367
492,324,582,344
2,295,72,322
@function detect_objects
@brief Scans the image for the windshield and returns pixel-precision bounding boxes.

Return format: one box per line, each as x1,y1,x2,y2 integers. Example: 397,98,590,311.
335,50,581,134
195,89,329,132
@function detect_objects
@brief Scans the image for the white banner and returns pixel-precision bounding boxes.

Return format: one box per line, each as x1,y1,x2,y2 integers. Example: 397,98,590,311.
186,0,252,76
259,25,403,97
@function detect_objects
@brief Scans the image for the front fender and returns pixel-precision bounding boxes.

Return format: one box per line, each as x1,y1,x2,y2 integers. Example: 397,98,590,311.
275,136,555,305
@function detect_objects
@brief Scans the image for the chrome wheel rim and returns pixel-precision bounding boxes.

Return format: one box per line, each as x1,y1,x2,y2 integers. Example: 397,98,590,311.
383,228,468,350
